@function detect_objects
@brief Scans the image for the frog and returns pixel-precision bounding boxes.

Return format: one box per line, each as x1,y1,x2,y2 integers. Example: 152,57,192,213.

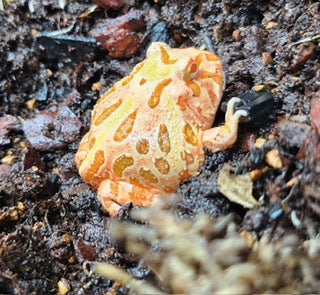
75,42,247,216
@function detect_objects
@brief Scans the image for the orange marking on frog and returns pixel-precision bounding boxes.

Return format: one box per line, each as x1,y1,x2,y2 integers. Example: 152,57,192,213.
121,61,145,87
94,99,122,125
199,71,224,88
158,123,171,154
181,151,194,165
139,168,159,184
154,157,170,175
136,138,149,154
160,45,178,64
139,78,147,85
184,80,201,97
97,85,116,103
179,169,192,181
89,137,96,149
83,150,105,183
177,95,187,111
183,61,200,96
148,78,172,108
113,110,137,142
113,155,134,177
205,53,220,61
75,42,247,216
182,123,198,145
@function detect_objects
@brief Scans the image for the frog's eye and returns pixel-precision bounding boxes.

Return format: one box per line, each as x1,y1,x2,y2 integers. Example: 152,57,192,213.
189,62,198,77
183,62,199,81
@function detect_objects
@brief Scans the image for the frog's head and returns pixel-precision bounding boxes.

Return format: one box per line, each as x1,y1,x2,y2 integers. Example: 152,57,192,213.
146,42,225,129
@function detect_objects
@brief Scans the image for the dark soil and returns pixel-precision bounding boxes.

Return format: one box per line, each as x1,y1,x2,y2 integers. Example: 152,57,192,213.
0,0,319,294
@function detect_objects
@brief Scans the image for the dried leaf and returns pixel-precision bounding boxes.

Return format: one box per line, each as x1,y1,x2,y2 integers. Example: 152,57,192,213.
218,164,259,208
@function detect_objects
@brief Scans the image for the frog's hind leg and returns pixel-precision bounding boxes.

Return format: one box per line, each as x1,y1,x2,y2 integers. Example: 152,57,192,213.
202,97,248,152
97,179,161,216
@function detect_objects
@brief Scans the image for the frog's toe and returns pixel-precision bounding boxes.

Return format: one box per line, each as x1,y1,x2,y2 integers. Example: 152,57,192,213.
97,179,160,216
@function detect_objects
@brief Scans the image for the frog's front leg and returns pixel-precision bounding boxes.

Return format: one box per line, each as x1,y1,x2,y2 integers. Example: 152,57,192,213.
201,97,248,152
97,179,162,216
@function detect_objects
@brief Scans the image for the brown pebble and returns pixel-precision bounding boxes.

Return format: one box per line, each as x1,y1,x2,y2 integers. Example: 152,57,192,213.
232,29,241,41
262,52,273,65
22,147,46,171
292,42,316,70
89,9,145,58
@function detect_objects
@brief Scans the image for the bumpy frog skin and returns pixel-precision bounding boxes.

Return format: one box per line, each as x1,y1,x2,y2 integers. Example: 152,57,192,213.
75,42,247,216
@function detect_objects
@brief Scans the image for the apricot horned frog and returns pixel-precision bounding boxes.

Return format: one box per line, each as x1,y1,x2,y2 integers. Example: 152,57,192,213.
75,42,247,215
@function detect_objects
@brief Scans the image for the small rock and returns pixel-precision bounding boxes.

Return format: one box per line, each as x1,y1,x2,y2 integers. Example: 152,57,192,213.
0,115,19,146
26,99,36,109
232,29,241,41
22,147,46,171
57,278,71,295
253,85,265,92
0,164,11,179
265,149,282,169
93,0,123,9
34,82,48,101
262,52,273,65
264,21,279,30
254,138,266,149
89,9,145,58
1,152,15,165
23,106,82,151
292,42,316,70
74,240,97,263
278,120,310,148
150,22,170,43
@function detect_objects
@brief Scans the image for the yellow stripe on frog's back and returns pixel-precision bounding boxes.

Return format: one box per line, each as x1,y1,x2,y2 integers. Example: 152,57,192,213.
81,94,136,169
161,94,187,168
